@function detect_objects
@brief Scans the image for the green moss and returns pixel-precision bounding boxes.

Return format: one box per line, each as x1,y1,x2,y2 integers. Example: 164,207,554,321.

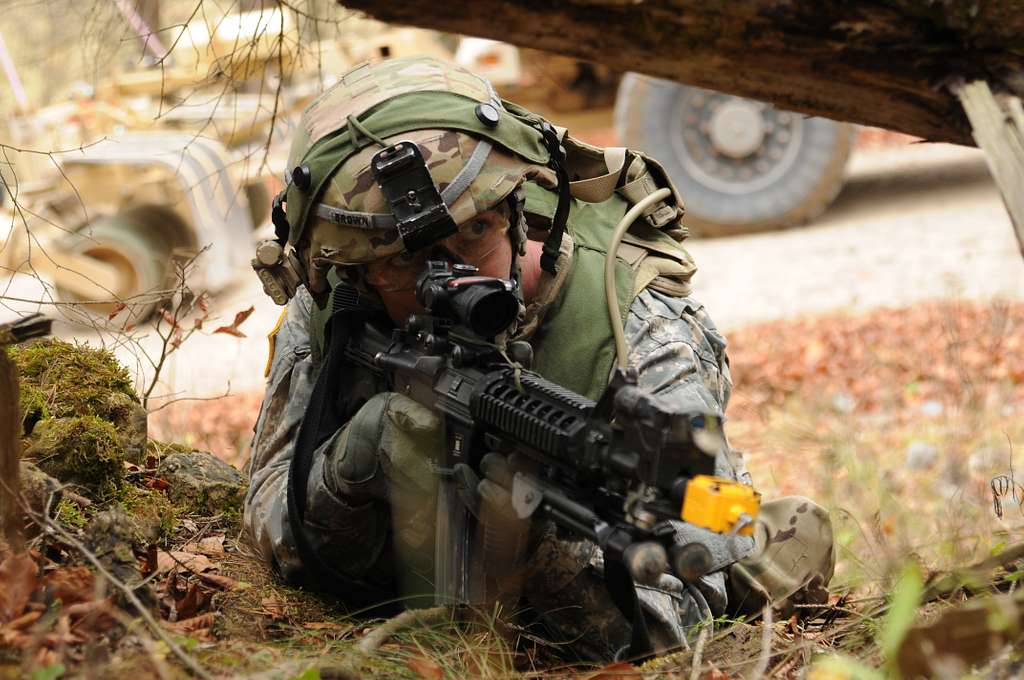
27,416,124,498
55,498,88,529
146,439,192,460
18,384,48,435
11,339,139,422
117,485,176,542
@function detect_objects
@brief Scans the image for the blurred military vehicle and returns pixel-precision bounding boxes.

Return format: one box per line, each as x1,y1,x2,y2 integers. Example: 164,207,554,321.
0,7,305,320
0,8,476,321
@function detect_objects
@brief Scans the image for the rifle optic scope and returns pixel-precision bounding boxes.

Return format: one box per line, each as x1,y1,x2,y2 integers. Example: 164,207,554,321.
416,261,519,338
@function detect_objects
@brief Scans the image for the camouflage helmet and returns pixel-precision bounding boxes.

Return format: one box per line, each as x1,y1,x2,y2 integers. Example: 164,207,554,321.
281,57,559,274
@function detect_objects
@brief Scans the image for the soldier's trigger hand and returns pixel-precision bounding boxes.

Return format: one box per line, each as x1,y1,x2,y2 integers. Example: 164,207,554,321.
386,393,442,434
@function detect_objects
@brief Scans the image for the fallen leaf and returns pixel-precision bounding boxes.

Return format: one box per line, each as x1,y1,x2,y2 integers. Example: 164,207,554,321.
42,614,82,647
580,662,641,679
66,599,118,633
175,583,213,620
41,567,95,606
156,551,215,575
141,546,160,576
165,612,216,635
145,477,170,491
32,648,59,669
0,553,38,624
214,305,255,338
197,573,238,591
195,536,225,555
701,664,732,680
407,654,444,680
259,594,288,620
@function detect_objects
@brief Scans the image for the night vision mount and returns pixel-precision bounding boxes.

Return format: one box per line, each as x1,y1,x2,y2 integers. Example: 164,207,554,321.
372,142,458,253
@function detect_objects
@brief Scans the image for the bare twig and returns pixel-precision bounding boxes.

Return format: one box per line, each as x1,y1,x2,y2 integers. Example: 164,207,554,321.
689,624,708,680
751,605,773,679
145,384,232,414
356,606,451,654
140,253,210,407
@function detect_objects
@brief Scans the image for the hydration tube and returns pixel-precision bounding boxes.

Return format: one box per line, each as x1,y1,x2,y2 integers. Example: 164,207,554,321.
604,187,673,371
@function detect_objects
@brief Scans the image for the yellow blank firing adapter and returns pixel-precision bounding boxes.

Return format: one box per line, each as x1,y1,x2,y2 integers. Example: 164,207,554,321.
681,475,760,536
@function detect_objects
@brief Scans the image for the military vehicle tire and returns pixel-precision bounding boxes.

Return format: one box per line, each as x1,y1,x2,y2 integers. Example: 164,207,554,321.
615,74,855,236
60,206,179,320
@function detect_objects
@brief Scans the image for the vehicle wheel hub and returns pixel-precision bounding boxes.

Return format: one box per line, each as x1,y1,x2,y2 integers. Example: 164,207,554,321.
708,101,765,159
670,89,805,195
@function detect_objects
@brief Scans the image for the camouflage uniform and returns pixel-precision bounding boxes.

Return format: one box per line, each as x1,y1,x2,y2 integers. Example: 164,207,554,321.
245,56,835,660
246,253,834,659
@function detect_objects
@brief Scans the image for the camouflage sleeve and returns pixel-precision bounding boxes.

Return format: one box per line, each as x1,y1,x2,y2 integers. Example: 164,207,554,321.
243,288,315,580
624,288,751,486
624,289,754,628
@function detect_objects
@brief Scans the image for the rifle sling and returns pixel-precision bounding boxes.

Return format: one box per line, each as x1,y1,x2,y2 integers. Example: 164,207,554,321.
287,307,400,613
604,556,656,660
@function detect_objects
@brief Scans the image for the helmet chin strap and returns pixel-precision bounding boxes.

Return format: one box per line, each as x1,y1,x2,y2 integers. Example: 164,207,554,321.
537,122,571,276
505,186,529,318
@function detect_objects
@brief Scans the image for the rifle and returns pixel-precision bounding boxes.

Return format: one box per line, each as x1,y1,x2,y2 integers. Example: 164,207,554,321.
337,260,759,651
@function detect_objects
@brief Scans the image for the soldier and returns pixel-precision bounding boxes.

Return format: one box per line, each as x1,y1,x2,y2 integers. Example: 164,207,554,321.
245,56,834,660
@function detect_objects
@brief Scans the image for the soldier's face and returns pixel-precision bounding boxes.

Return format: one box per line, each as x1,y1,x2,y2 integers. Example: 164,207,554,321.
366,208,513,324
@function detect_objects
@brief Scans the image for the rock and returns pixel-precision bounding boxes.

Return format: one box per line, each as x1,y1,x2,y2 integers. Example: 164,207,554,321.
18,461,61,517
26,416,124,497
158,451,244,515
905,441,939,470
86,506,158,607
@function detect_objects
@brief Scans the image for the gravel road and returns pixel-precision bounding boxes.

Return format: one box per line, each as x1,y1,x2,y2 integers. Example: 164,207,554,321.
6,142,1022,400
686,143,1024,331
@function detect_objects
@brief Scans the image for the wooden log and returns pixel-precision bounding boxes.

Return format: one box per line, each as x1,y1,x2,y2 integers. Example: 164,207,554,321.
337,0,1024,146
953,80,1024,258
0,348,21,554
0,315,50,555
